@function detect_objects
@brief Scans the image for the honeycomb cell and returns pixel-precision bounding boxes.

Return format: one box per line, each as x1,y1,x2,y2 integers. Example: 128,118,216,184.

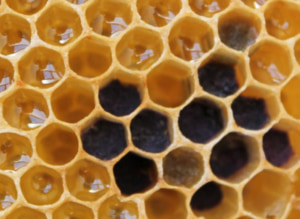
293,168,300,197
241,0,267,8
169,17,214,61
116,27,163,70
163,147,204,187
0,14,31,55
147,60,193,107
189,0,230,17
237,216,253,219
66,0,88,4
243,170,292,217
130,109,171,153
113,152,157,195
0,133,32,171
6,207,46,219
0,57,14,93
6,0,47,15
0,174,17,211
294,39,300,66
18,46,65,88
53,202,94,219
137,0,181,27
51,78,95,123
264,1,300,40
218,9,260,51
145,189,187,219
81,119,127,160
36,4,82,46
179,98,225,143
69,38,112,78
287,207,300,219
3,88,49,130
20,165,63,205
86,0,132,37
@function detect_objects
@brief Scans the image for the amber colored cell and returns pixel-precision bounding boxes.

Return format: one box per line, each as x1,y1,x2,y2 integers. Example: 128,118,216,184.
66,159,110,201
86,0,132,37
3,88,49,130
287,207,300,219
0,174,17,211
189,0,230,17
137,0,181,27
6,0,47,14
36,4,82,46
20,165,63,205
294,39,300,66
169,17,214,61
0,14,31,55
6,207,47,219
67,0,88,4
0,57,14,93
53,202,94,219
243,170,292,217
18,46,65,88
145,189,187,219
237,216,254,219
264,1,300,40
116,27,163,70
69,38,112,78
293,168,300,197
51,78,95,123
242,0,267,8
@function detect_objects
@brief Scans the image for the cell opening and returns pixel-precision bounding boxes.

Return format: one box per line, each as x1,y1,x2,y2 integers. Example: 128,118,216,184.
189,0,230,17
6,0,47,15
0,57,14,93
6,207,46,219
53,202,94,219
241,0,267,8
0,174,17,211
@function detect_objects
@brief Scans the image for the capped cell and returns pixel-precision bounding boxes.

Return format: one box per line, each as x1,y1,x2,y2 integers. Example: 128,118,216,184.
189,0,230,17
6,0,47,15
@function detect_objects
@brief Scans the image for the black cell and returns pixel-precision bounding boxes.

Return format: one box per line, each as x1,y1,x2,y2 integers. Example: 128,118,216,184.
81,119,127,160
190,182,223,211
99,79,141,116
113,152,158,195
263,129,294,167
178,98,224,143
130,109,171,153
231,96,269,130
198,62,239,97
210,133,249,178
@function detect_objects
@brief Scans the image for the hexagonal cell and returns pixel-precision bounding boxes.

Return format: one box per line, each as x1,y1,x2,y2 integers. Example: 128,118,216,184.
66,0,88,4
0,57,13,93
98,195,139,219
0,133,32,171
264,1,300,40
293,168,300,197
53,202,94,219
113,152,158,195
69,38,112,78
18,46,65,88
130,109,171,153
218,9,261,51
116,27,163,70
179,98,225,143
190,182,238,219
169,17,214,61
86,0,132,37
243,170,292,217
237,216,254,219
287,206,300,219
36,4,82,46
81,119,127,160
0,174,17,211
0,14,31,55
6,207,46,219
294,39,300,66
241,0,267,8
163,147,204,187
51,78,95,123
189,0,230,17
20,165,63,205
6,0,47,15
145,189,187,219
3,88,49,130
210,132,260,182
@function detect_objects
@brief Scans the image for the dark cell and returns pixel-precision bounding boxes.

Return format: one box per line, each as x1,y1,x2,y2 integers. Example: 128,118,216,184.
231,96,269,130
198,62,239,97
210,133,249,178
81,119,127,160
130,109,171,153
179,98,224,143
99,80,141,116
190,182,223,211
263,129,294,167
113,152,157,195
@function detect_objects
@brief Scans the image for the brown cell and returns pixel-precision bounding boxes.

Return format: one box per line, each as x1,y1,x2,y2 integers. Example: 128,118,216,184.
0,57,14,93
0,174,17,211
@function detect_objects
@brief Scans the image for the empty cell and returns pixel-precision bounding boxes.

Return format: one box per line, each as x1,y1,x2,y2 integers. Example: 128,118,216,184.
0,174,17,211
113,152,157,195
3,88,49,130
282,76,300,120
169,17,214,61
81,119,127,160
0,14,31,55
163,147,204,187
6,0,47,15
51,78,95,123
294,39,300,65
18,46,65,88
36,4,82,46
66,0,89,4
264,1,300,40
147,60,193,107
179,98,225,143
0,57,14,93
53,202,94,219
20,165,63,205
241,0,267,8
69,38,112,78
130,109,171,153
6,207,46,219
116,27,163,70
145,189,187,219
189,0,230,17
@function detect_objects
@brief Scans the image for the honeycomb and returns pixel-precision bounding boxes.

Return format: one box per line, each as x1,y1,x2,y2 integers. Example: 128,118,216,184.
0,0,300,218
